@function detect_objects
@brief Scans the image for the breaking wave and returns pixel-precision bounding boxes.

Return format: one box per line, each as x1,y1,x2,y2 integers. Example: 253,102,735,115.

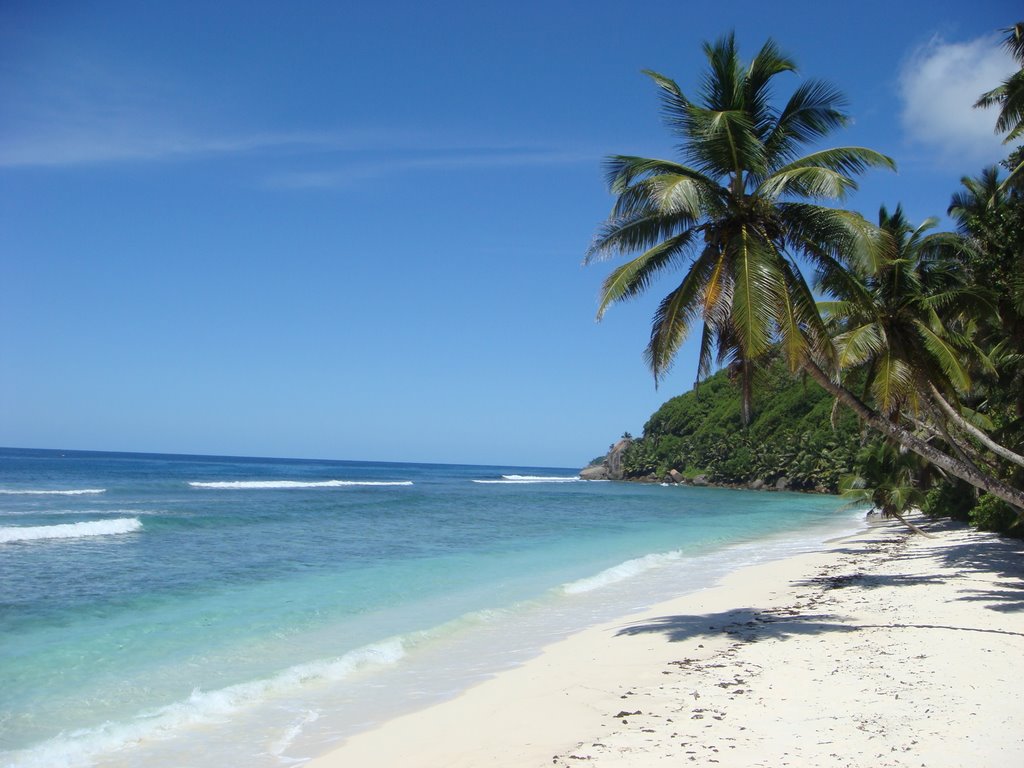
0,488,105,496
3,638,406,768
473,474,581,484
561,550,684,594
0,518,143,544
188,479,413,489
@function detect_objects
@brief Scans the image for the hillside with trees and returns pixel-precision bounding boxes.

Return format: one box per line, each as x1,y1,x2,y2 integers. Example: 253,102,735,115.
615,355,869,492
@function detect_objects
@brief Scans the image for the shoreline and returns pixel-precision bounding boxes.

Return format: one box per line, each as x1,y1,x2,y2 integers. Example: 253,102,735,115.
305,516,1023,767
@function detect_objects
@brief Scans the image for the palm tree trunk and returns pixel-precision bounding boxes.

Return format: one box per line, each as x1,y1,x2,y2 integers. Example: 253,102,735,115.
888,508,937,538
928,384,1024,469
799,354,1024,518
908,415,997,474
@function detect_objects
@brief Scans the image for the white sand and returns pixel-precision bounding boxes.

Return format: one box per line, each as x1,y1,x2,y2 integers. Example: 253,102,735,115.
305,517,1024,767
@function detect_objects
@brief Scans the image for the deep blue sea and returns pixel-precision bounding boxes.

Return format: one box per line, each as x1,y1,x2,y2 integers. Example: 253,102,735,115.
0,447,863,767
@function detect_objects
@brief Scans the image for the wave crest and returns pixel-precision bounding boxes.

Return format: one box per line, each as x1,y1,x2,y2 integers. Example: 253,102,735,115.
0,518,142,543
3,638,405,768
0,488,105,496
562,550,683,594
188,480,413,489
473,475,580,484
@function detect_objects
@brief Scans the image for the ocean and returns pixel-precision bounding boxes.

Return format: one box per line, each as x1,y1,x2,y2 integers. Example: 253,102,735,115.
0,447,863,767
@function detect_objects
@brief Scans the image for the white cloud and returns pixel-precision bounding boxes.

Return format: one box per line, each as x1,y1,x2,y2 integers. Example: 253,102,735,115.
898,33,1016,162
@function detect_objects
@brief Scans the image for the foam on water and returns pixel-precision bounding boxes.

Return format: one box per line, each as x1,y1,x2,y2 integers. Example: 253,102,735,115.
268,709,320,759
561,550,684,594
187,479,413,489
4,638,406,768
473,474,581,484
0,488,105,496
0,518,142,543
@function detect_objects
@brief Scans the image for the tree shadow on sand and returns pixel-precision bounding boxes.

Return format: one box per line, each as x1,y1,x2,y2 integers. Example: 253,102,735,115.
814,518,1023,613
927,524,1024,613
615,606,1024,644
614,608,858,644
616,520,1024,644
864,519,1024,613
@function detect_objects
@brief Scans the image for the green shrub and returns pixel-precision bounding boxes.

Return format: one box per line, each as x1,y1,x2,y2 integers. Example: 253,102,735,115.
922,480,975,522
968,494,1020,534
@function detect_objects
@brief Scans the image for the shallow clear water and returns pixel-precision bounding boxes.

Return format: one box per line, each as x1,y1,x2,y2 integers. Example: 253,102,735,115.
0,447,862,767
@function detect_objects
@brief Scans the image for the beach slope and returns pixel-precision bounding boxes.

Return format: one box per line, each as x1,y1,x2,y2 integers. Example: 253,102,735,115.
306,518,1024,767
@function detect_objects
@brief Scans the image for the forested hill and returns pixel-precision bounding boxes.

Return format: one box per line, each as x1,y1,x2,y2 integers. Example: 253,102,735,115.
614,357,868,493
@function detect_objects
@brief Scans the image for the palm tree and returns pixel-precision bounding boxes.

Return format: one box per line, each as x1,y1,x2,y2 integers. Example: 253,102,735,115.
588,34,1024,516
948,166,1024,473
841,441,934,536
821,205,976,419
586,33,894,423
822,205,1024,472
975,22,1024,188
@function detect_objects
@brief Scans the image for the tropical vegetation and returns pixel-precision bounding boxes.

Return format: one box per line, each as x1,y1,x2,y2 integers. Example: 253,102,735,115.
618,355,868,492
975,22,1024,187
587,28,1024,535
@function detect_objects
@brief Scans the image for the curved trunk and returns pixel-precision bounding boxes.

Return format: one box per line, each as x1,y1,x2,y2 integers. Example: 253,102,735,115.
888,508,937,538
928,384,1024,470
800,355,1024,518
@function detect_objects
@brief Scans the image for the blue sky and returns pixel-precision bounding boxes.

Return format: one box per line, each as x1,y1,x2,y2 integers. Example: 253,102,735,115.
0,0,1018,467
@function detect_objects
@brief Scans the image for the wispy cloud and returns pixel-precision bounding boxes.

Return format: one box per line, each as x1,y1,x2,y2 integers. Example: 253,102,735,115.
265,148,597,190
0,128,339,168
0,38,594,177
898,33,1016,164
0,66,591,175
0,45,548,171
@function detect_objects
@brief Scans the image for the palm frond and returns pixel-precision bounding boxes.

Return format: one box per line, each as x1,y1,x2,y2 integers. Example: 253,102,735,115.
764,80,850,161
685,106,765,177
700,33,744,112
914,321,972,392
872,349,915,414
744,38,797,137
834,322,884,370
758,166,856,200
765,147,896,192
602,155,714,194
586,211,689,262
729,226,780,359
643,250,723,382
596,231,697,319
775,254,827,368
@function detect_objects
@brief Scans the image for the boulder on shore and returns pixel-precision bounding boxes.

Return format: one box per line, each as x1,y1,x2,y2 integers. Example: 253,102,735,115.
578,437,632,481
667,469,684,484
692,474,709,486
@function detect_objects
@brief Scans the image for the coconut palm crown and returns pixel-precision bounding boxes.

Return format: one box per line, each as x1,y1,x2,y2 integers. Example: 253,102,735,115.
975,22,1024,144
819,205,982,418
585,34,895,422
975,22,1024,188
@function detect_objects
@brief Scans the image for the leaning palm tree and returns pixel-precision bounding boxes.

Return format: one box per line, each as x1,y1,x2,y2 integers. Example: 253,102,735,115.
822,205,1024,471
588,34,1024,515
821,205,978,417
841,441,934,537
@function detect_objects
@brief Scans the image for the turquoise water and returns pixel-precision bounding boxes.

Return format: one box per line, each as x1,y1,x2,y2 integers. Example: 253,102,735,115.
0,447,862,767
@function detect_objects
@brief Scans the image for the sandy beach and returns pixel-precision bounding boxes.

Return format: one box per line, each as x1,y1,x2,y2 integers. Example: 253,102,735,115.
306,516,1024,767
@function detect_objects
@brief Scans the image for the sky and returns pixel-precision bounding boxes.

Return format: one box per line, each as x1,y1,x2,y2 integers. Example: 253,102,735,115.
0,0,1019,467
